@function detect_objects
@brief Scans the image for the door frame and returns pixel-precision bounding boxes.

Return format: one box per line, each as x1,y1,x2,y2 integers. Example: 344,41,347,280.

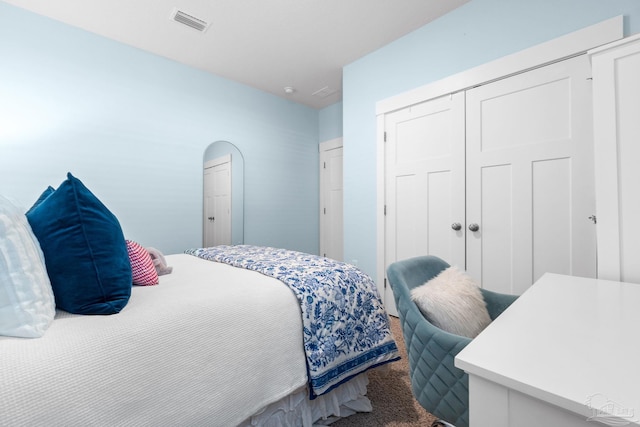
375,16,622,303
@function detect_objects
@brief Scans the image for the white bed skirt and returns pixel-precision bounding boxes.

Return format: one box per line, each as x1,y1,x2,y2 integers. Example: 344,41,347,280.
241,373,372,427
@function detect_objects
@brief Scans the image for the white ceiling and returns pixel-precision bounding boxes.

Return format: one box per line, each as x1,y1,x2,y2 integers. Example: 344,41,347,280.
4,0,469,109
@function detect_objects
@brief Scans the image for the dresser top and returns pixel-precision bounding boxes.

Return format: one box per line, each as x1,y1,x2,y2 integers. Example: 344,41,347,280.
455,273,640,426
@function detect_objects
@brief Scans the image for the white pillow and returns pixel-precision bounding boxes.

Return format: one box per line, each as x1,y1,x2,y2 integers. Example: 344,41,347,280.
0,195,55,338
410,266,491,338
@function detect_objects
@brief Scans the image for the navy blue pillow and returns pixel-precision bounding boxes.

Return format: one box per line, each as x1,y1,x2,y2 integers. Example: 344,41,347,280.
26,173,132,315
25,186,55,215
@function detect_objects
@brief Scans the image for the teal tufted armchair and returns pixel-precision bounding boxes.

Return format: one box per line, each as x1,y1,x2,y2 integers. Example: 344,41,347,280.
386,255,518,427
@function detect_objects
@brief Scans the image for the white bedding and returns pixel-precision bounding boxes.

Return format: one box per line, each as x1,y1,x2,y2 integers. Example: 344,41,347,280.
1,254,313,426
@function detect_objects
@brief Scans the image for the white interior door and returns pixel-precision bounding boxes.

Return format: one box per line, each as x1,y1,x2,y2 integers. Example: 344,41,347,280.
465,55,596,294
204,155,232,247
591,35,640,284
384,93,466,315
320,139,344,261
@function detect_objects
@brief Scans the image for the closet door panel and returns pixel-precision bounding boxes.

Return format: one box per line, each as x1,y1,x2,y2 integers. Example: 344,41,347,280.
532,158,572,285
384,94,466,314
591,35,640,283
391,171,457,262
476,164,514,295
466,55,596,294
395,174,429,260
385,95,466,264
426,170,458,261
480,77,572,151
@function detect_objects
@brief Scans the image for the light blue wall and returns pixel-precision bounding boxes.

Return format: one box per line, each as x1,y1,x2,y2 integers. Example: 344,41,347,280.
319,101,343,142
343,0,640,279
0,2,320,255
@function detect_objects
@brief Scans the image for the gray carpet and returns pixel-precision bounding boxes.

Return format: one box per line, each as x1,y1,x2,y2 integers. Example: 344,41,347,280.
331,316,438,427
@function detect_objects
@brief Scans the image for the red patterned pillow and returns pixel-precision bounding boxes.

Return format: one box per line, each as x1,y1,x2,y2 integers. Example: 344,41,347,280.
126,240,159,286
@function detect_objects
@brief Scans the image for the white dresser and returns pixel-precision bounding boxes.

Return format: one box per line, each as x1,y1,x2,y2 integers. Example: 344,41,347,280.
455,273,640,427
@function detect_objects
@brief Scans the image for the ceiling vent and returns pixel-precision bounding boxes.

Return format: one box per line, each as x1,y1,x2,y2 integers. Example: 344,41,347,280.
170,8,210,33
312,86,338,98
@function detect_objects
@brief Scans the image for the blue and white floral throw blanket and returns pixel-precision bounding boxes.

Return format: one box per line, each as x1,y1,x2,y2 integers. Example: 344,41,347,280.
185,245,400,398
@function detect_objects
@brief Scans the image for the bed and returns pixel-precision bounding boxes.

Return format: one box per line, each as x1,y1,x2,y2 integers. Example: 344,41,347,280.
0,174,399,426
2,250,399,426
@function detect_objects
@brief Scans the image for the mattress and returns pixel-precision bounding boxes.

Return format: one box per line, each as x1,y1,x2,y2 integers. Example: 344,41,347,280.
0,254,310,426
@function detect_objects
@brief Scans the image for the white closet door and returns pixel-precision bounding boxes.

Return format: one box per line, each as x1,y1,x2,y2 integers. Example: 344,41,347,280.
591,35,640,283
384,93,466,315
465,55,596,295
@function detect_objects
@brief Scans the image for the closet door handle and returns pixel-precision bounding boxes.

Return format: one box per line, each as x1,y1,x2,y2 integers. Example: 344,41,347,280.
468,223,479,232
451,222,462,231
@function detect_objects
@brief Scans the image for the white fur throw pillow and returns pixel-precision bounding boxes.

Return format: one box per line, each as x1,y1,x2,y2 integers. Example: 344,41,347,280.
410,266,491,338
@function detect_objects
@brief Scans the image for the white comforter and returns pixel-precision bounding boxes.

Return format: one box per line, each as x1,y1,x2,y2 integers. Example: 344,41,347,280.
0,254,308,427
